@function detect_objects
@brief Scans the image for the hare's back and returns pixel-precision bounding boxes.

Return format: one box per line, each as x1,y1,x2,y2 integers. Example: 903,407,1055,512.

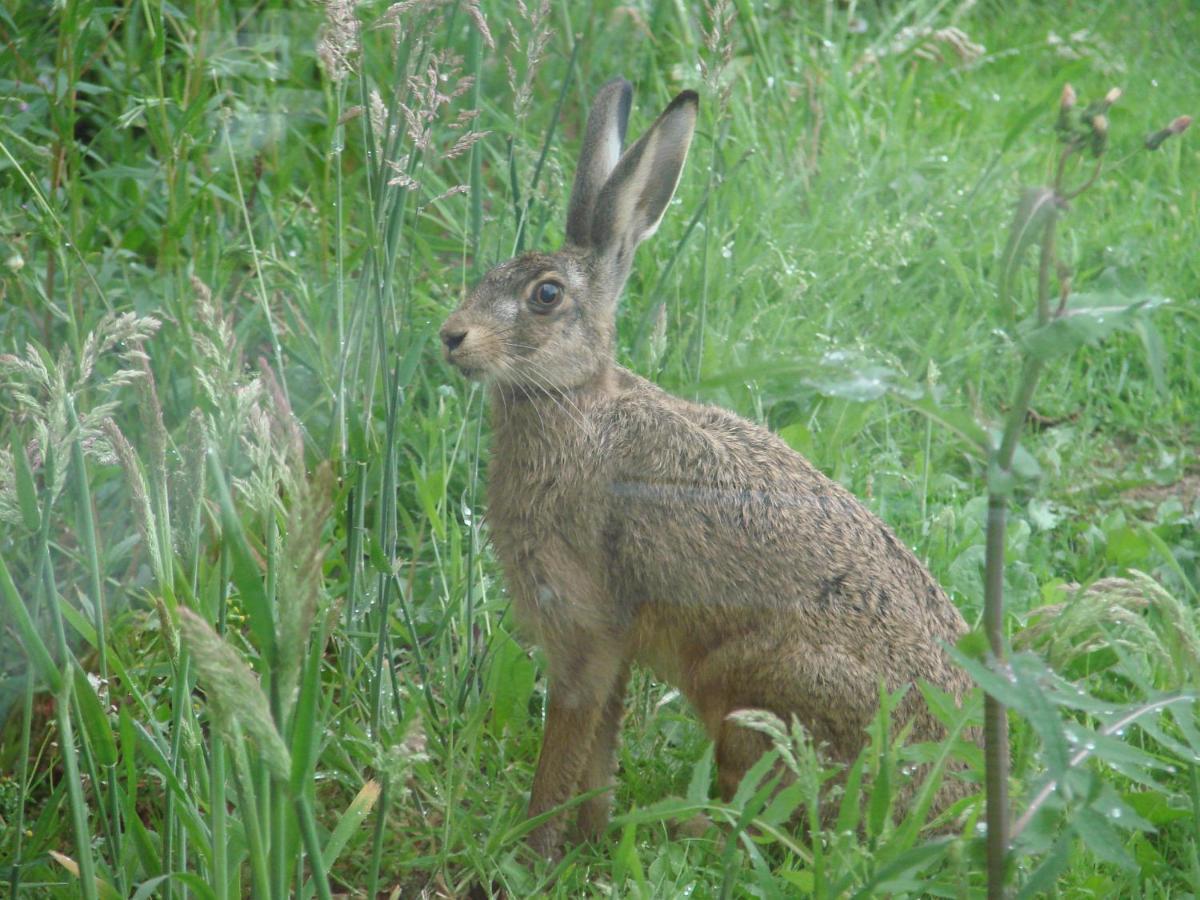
601,370,966,648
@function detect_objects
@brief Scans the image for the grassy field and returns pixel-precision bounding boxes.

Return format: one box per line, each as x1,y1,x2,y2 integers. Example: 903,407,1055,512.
1,0,1198,896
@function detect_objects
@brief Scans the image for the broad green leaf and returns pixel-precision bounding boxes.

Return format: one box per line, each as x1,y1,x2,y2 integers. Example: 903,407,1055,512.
0,552,63,693
1000,187,1058,318
743,835,784,900
698,349,920,403
1017,833,1073,899
1123,790,1192,828
848,839,953,899
322,780,380,868
947,648,1027,711
758,778,806,827
867,756,893,841
1070,726,1177,791
836,751,867,834
1133,317,1167,395
732,748,782,810
485,629,535,738
72,664,117,768
1021,280,1169,363
781,869,816,893
1072,805,1136,871
687,742,715,805
1011,654,1071,777
1012,443,1043,482
612,820,647,891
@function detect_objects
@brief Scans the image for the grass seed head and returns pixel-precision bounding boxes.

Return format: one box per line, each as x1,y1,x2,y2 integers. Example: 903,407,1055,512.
317,0,361,82
103,419,164,584
179,607,292,781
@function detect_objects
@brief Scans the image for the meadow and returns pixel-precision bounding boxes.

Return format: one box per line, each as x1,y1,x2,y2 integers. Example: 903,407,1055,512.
0,0,1197,896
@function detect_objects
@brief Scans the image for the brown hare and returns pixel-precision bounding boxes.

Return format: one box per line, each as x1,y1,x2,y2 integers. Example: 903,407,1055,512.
440,77,975,857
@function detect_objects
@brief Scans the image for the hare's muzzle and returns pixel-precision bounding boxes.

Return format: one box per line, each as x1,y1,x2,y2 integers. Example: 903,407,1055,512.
439,314,483,378
439,311,469,359
441,327,467,353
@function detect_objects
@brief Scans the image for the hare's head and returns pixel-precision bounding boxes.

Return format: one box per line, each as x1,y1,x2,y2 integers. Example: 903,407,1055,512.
441,79,697,391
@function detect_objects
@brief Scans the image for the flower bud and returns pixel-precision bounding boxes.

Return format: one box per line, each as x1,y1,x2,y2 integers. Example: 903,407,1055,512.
1145,115,1193,150
1090,114,1108,156
1103,87,1122,107
1060,83,1077,111
1056,83,1078,137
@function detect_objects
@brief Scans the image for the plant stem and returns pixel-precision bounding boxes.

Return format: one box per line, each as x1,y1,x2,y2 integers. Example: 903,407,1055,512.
983,200,1059,898
365,775,391,900
211,735,228,900
296,796,334,900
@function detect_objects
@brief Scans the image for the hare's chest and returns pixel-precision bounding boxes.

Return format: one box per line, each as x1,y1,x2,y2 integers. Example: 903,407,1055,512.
488,451,602,557
486,450,612,631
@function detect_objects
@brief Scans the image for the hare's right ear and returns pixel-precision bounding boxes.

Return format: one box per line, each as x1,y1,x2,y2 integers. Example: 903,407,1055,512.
565,77,634,247
588,90,698,273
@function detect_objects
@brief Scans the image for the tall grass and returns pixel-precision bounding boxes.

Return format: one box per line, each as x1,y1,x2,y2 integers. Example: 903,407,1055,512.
1,0,1198,896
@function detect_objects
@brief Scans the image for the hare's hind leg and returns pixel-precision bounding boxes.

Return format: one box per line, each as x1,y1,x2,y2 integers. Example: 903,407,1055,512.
526,636,627,858
572,659,631,843
715,716,774,801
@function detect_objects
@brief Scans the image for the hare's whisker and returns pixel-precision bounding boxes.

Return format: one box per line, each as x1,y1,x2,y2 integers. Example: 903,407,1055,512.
516,360,590,434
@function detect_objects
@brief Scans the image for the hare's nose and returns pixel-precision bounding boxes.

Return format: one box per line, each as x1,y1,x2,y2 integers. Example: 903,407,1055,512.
441,327,468,352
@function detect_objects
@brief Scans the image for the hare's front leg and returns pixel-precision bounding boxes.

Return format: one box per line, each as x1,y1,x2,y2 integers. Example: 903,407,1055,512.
526,642,627,859
572,660,631,842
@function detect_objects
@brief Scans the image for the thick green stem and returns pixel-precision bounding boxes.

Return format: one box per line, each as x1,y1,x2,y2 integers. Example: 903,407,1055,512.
984,204,1058,899
983,505,1011,900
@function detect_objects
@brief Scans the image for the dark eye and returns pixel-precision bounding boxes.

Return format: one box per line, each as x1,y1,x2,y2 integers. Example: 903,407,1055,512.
530,280,563,311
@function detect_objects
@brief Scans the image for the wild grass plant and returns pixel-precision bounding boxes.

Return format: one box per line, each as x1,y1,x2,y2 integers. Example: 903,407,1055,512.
0,0,1197,896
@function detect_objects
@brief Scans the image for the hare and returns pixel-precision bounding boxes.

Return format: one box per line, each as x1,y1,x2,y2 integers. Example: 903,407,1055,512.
440,77,975,857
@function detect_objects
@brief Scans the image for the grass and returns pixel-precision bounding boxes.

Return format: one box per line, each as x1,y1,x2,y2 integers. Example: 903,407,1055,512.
0,0,1198,896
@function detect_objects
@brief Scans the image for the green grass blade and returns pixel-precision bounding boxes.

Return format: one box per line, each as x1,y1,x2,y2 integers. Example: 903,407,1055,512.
0,552,63,693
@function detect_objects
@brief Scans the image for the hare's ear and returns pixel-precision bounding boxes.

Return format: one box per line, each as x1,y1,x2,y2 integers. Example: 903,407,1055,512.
565,77,634,247
589,90,698,271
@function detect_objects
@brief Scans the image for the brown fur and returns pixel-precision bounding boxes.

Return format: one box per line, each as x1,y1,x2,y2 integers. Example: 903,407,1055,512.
440,78,975,857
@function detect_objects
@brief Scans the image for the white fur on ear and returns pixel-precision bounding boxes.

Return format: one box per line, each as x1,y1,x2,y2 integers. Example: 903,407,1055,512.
598,119,623,190
566,78,634,247
610,127,660,246
590,91,698,265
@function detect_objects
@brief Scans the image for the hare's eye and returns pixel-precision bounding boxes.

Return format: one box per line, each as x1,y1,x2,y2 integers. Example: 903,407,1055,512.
530,280,563,312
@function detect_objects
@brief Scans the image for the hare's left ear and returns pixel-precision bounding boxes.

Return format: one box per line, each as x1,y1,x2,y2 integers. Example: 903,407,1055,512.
589,90,698,273
566,77,634,247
